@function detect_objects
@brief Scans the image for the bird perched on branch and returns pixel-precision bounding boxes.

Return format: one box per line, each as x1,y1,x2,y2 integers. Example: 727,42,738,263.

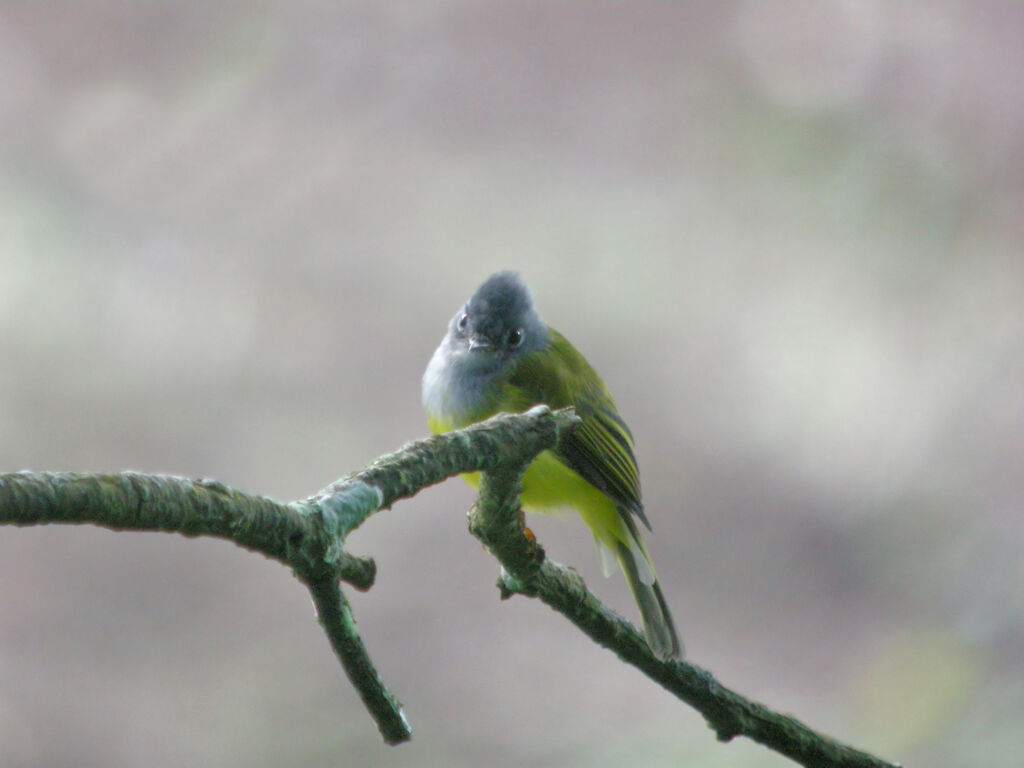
422,271,681,659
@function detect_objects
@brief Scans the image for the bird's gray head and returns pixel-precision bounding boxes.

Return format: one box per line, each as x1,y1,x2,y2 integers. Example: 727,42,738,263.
423,271,549,420
452,271,548,358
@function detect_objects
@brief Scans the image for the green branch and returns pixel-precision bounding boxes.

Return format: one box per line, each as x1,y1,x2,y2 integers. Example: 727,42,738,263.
0,407,899,767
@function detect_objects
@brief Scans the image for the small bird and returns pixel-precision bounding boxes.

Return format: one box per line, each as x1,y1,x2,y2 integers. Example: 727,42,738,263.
422,271,681,659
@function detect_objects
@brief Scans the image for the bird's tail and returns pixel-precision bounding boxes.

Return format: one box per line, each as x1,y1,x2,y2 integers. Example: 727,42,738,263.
616,541,682,660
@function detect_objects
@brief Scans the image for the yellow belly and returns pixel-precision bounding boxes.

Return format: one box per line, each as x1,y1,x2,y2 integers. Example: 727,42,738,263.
427,412,635,553
461,448,629,553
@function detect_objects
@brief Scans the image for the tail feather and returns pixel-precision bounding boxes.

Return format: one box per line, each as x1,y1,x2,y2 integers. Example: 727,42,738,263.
616,542,683,659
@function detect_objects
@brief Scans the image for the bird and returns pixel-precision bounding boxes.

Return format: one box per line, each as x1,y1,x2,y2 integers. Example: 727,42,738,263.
421,271,681,659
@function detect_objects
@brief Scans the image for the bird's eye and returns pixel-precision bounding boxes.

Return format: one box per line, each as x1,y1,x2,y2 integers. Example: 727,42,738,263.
456,313,468,332
506,327,524,348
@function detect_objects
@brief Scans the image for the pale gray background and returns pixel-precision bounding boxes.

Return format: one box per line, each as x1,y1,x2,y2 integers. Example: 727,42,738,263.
1,3,1022,767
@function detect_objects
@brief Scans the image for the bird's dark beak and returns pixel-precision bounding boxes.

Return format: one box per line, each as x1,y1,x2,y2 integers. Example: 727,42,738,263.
467,335,493,352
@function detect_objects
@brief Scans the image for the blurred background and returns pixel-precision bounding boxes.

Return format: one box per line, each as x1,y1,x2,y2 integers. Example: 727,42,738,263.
1,3,1022,767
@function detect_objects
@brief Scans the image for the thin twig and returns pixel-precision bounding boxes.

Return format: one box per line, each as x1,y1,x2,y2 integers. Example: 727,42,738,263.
307,576,410,744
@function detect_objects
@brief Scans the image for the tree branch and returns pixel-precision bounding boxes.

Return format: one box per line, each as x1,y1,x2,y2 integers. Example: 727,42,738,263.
0,407,899,767
495,560,895,768
307,575,409,744
462,417,898,768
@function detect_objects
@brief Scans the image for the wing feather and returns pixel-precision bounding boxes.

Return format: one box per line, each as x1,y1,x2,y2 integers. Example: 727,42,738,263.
505,327,648,530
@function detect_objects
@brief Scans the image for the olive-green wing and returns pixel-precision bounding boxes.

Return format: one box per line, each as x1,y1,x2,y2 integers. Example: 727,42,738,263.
506,327,649,530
